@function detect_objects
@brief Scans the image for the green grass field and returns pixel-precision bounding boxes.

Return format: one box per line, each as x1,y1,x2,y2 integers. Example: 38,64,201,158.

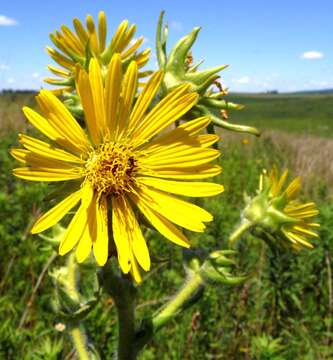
0,91,332,359
227,92,333,137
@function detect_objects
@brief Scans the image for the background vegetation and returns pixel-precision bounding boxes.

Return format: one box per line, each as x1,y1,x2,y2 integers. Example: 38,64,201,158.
0,91,332,359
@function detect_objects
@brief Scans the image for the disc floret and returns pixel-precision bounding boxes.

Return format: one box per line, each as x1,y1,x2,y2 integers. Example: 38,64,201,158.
85,142,138,196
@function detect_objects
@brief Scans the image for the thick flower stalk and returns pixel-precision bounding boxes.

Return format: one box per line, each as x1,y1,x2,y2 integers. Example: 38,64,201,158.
45,11,150,93
230,167,320,250
11,54,224,283
156,12,260,136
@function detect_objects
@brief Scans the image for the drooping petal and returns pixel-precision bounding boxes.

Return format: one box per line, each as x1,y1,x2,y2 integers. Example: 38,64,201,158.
122,196,150,271
112,196,131,273
32,188,82,234
93,196,109,266
136,185,212,232
131,192,190,247
59,184,94,255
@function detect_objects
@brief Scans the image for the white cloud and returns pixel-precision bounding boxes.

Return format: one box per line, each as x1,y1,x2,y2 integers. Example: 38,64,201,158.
300,51,324,60
233,76,250,84
0,15,18,26
0,64,10,71
7,78,15,84
32,72,40,78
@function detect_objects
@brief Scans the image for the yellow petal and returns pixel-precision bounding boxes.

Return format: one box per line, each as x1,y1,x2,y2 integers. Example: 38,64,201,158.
136,186,212,232
32,188,82,234
13,167,83,182
73,18,89,44
129,249,142,284
75,226,92,263
76,68,100,145
112,196,131,273
142,116,211,153
131,84,198,147
131,193,190,247
36,90,90,153
128,70,164,133
105,54,123,136
98,11,107,52
140,164,222,180
141,147,220,168
117,61,138,139
18,134,85,164
93,196,109,266
89,59,107,137
122,196,150,271
137,177,224,197
59,185,94,255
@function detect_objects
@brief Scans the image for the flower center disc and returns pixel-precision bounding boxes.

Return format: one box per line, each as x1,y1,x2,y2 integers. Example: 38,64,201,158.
85,142,137,196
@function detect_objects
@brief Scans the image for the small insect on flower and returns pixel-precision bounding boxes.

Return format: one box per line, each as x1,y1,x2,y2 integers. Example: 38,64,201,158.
45,11,150,92
231,167,320,251
11,55,224,283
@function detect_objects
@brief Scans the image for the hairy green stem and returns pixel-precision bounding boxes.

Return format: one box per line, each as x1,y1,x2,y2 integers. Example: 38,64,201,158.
70,325,90,360
65,254,91,360
134,272,204,353
229,220,252,246
153,273,203,331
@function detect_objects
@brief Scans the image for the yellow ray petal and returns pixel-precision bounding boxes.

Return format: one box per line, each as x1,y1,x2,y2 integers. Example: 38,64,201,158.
117,61,138,139
86,15,99,54
141,147,220,168
132,92,198,147
129,249,142,284
283,230,314,249
13,167,83,182
285,176,302,200
112,196,131,273
105,54,123,136
93,195,109,266
137,177,224,197
141,116,211,153
128,70,164,133
131,84,196,146
111,20,130,52
89,59,107,137
122,196,150,271
36,90,90,153
76,68,100,145
32,188,82,234
18,134,85,164
140,164,222,180
46,46,73,69
121,36,144,60
59,185,93,255
136,186,211,232
131,193,190,247
98,11,107,52
73,18,89,44
75,225,92,263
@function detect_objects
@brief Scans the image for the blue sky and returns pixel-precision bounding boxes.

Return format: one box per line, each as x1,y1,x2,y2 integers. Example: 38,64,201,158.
0,0,332,92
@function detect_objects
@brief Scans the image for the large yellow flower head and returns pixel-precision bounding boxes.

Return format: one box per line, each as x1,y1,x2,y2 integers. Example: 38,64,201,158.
12,55,224,282
45,11,150,92
241,167,320,250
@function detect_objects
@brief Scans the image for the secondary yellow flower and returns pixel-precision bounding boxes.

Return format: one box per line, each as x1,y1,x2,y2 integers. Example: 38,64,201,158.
12,55,223,282
45,11,150,90
263,167,319,249
238,167,320,250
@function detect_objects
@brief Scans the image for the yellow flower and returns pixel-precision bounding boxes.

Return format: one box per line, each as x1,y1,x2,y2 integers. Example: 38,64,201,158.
45,11,150,91
12,55,224,283
240,167,320,251
263,167,319,250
